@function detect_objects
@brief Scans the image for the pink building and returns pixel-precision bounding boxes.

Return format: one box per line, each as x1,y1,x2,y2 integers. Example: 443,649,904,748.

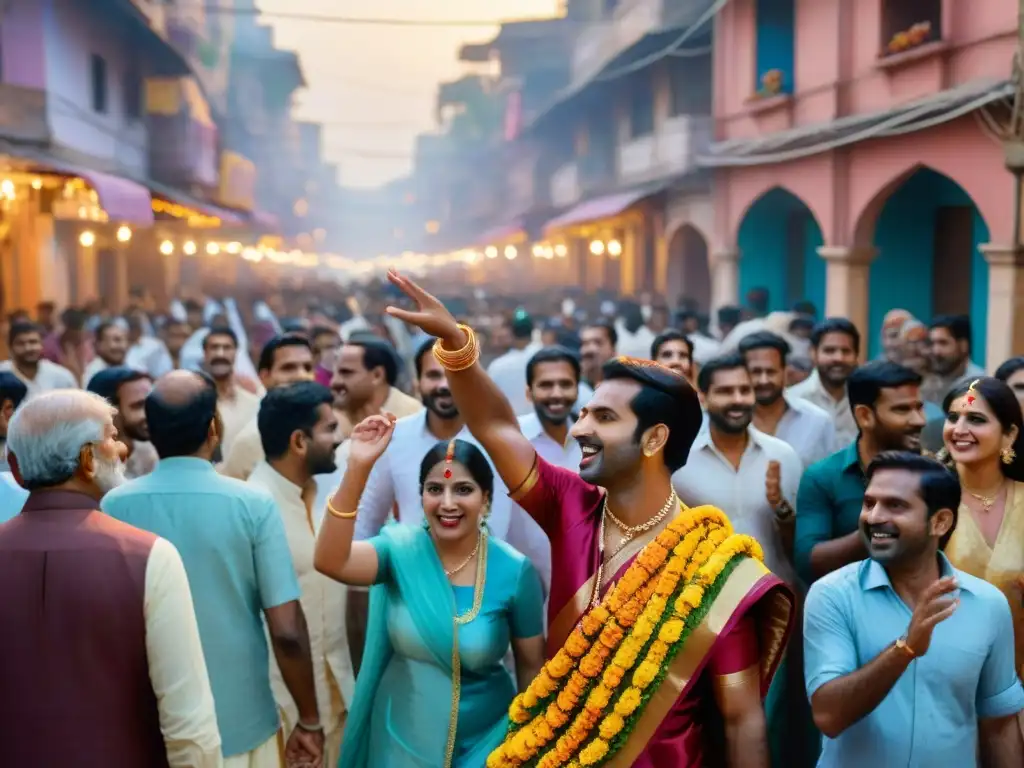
705,0,1018,365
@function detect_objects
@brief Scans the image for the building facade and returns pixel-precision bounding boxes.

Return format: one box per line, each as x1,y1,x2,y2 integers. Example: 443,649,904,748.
705,0,1017,363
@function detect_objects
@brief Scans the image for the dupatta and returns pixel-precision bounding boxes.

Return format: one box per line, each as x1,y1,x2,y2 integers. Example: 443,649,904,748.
339,524,509,767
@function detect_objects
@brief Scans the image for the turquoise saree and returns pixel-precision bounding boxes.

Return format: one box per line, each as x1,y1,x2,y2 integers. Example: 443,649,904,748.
339,524,544,768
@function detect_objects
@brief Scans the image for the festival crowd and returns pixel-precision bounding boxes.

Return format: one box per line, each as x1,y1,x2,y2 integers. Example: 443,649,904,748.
0,276,1022,768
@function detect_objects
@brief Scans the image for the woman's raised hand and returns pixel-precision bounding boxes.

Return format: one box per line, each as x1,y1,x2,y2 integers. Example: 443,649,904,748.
348,413,397,469
384,269,463,345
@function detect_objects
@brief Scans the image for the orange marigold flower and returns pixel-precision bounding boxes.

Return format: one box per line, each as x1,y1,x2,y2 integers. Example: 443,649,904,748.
633,660,659,689
599,622,624,648
598,712,625,740
587,684,612,710
604,664,625,687
548,650,574,678
579,738,610,765
614,687,643,716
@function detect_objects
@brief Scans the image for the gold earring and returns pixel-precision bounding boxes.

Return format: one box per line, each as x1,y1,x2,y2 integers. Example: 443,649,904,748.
1002,447,1016,465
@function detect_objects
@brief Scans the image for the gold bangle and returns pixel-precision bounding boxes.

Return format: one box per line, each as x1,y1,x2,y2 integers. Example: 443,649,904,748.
326,498,357,520
432,324,480,372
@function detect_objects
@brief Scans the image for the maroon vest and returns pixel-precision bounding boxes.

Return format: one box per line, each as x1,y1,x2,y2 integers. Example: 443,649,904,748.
0,490,169,767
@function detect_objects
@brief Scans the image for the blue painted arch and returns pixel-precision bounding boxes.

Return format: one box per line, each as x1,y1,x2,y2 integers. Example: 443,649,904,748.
737,187,826,315
867,168,989,362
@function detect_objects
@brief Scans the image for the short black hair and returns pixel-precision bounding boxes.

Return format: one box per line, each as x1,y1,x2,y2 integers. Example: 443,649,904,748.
510,311,533,341
697,353,749,394
651,330,693,361
203,325,238,350
602,356,702,472
995,356,1024,383
929,314,972,349
0,371,27,411
60,308,88,332
792,300,818,318
146,372,218,458
717,305,742,326
310,325,337,341
526,346,581,387
94,321,122,343
414,338,435,379
738,330,791,365
810,317,861,353
847,361,921,415
583,321,618,348
8,321,42,347
87,367,151,407
259,382,334,461
346,339,399,386
865,451,960,550
258,333,313,373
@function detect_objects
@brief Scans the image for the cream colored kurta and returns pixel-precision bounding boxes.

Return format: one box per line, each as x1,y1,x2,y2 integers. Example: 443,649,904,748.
248,462,355,765
217,386,261,458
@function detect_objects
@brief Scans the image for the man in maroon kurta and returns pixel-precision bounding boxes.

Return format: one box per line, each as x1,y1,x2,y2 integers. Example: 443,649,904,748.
0,390,222,767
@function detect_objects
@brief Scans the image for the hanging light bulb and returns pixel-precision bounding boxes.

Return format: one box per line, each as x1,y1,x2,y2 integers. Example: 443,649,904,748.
116,226,132,243
554,243,568,258
159,240,174,256
206,242,220,255
183,240,197,256
78,230,96,248
504,245,517,260
589,240,605,256
226,241,242,255
607,239,623,258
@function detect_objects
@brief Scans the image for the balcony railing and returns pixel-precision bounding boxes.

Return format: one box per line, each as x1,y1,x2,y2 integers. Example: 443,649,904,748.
571,0,712,87
550,162,580,207
616,115,711,184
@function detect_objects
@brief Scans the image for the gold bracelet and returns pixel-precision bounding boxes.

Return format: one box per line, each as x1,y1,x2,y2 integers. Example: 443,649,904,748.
432,324,480,372
326,498,357,520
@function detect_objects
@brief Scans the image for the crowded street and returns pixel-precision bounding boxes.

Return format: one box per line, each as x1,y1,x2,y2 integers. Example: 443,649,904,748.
3,1,1024,767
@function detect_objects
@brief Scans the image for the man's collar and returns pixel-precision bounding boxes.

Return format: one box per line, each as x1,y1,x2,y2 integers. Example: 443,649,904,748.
693,423,761,452
841,439,864,475
862,552,968,592
154,456,217,473
519,412,575,442
251,460,307,499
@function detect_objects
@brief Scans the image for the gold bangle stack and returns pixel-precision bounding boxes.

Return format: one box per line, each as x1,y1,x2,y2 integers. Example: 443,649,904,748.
326,498,357,520
432,324,480,372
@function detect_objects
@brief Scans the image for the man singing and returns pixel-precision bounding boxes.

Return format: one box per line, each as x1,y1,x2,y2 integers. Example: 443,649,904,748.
385,271,794,768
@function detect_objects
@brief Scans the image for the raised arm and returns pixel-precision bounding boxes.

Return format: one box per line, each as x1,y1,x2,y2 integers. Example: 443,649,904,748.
314,414,395,586
385,271,537,492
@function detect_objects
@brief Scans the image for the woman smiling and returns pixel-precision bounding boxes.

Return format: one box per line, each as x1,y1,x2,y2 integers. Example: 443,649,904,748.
314,414,545,768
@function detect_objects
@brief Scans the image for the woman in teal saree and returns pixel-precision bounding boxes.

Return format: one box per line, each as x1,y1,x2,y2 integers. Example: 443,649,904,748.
315,414,546,768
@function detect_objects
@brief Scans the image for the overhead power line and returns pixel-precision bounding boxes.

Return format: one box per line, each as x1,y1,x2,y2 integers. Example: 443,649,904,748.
205,6,575,27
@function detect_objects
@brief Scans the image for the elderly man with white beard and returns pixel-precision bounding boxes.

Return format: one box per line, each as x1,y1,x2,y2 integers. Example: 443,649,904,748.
0,389,222,766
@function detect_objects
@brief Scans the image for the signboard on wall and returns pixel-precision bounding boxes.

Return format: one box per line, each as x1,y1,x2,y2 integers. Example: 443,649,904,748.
215,151,256,212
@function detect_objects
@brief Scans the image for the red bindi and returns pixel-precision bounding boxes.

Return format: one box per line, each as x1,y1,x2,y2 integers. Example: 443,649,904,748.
444,468,452,479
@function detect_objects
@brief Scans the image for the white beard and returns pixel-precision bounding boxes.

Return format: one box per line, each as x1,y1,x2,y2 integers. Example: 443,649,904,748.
94,454,127,495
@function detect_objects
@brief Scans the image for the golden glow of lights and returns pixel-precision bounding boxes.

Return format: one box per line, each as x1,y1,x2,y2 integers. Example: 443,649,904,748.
485,246,498,259
78,230,96,248
183,240,197,256
504,245,517,260
607,239,623,258
554,243,568,258
151,198,221,228
159,240,174,256
31,178,42,190
206,242,220,256
226,241,242,255
0,180,14,198
589,240,605,256
531,244,543,257
116,226,132,243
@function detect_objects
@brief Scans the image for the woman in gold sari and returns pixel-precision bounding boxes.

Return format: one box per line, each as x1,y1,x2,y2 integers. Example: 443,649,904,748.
940,377,1024,681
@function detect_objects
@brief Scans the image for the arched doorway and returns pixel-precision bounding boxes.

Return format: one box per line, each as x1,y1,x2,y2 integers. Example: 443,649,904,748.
666,224,710,311
864,168,990,359
737,187,825,314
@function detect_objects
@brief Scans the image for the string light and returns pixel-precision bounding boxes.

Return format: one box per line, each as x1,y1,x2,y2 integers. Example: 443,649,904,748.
206,242,220,255
116,226,132,243
159,240,174,256
183,240,197,255
589,240,605,256
607,239,622,258
554,243,568,258
485,246,498,259
79,230,96,247
504,245,517,260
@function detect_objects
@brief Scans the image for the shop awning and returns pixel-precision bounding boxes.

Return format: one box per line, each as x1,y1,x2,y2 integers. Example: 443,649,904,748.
543,188,655,233
78,170,154,225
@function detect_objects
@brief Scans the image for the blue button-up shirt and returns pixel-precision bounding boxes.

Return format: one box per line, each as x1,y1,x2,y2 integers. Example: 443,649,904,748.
804,554,1024,767
0,472,28,523
102,457,300,757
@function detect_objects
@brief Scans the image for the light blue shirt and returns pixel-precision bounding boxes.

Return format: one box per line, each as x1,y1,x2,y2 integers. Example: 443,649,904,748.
805,554,1024,767
102,457,300,757
0,472,28,522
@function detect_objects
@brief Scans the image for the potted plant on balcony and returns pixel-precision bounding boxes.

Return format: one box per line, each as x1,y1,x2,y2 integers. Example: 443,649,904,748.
886,21,932,55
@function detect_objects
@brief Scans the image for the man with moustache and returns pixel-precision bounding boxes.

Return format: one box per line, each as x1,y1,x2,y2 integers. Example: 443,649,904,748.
804,451,1024,766
795,361,927,585
739,331,837,467
203,326,261,456
1,322,78,396
921,314,984,405
331,338,420,441
0,390,222,766
788,318,861,446
578,320,617,388
651,329,694,382
510,346,585,594
88,367,159,479
249,382,354,768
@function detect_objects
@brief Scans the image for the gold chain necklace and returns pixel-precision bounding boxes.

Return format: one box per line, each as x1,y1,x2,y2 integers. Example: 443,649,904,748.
587,491,679,610
442,535,481,578
965,484,1004,512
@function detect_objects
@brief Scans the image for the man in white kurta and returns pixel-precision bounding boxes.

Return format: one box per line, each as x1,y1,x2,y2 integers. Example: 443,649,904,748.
247,382,354,765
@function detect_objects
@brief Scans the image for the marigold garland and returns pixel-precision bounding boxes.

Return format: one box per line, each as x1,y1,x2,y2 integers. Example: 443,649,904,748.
486,506,764,768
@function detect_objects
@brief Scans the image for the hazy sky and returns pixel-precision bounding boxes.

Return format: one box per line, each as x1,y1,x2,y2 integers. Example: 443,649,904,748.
257,0,562,189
